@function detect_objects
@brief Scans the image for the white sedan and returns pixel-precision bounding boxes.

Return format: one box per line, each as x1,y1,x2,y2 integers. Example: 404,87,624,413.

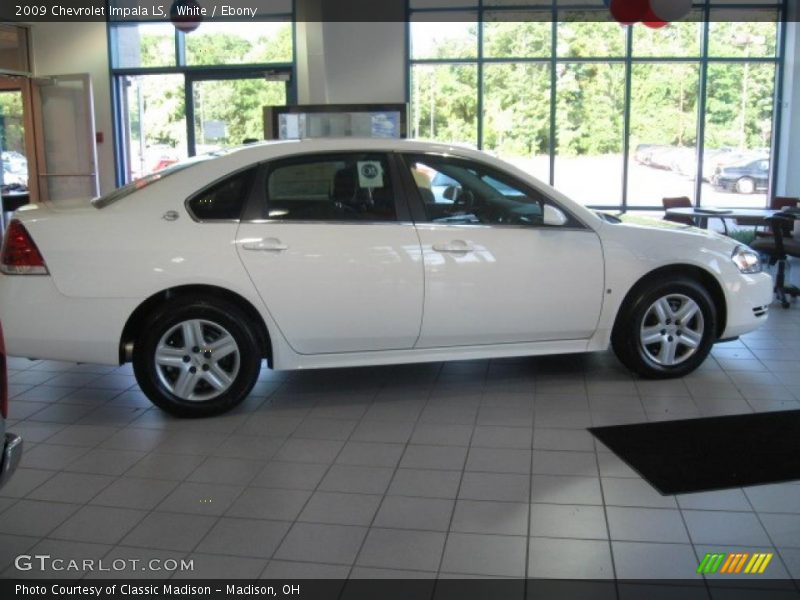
0,139,773,416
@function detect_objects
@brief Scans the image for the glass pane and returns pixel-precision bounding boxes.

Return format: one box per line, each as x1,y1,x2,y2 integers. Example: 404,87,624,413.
193,78,286,152
123,74,187,181
627,63,699,208
112,23,176,69
554,63,625,206
483,13,551,58
185,21,293,65
0,90,28,192
407,155,549,226
410,64,478,145
267,154,396,222
483,63,551,183
708,14,778,58
0,25,30,73
632,12,703,57
703,63,775,207
410,15,478,59
557,12,626,57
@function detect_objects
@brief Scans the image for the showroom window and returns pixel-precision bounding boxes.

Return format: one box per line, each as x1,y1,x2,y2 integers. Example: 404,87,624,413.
265,154,398,222
108,2,295,185
408,1,785,211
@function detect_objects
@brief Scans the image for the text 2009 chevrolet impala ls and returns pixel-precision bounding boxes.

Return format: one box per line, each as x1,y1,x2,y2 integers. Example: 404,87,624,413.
0,139,772,416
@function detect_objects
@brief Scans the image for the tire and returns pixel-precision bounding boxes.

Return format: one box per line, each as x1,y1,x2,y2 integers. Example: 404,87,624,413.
736,177,756,194
133,297,262,417
611,278,717,379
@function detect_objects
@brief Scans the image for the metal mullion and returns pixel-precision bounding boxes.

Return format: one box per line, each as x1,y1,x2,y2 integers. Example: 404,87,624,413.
622,24,633,212
767,0,788,200
409,57,482,65
477,0,484,150
481,56,552,64
694,5,711,207
549,5,557,187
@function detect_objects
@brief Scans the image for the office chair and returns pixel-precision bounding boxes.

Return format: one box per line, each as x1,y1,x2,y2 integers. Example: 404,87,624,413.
662,196,694,226
750,210,800,308
749,196,799,238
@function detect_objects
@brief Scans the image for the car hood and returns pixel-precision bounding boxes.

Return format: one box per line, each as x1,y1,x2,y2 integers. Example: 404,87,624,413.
615,214,735,245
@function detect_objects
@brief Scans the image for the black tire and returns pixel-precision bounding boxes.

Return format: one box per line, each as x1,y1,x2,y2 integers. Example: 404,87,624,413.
611,278,717,379
133,297,262,417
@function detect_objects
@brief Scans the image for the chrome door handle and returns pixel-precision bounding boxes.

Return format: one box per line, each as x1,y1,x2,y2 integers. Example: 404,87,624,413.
432,241,474,254
242,239,289,252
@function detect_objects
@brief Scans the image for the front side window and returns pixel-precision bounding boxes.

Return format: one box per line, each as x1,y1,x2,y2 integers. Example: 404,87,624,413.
265,154,397,222
187,168,256,221
406,154,571,228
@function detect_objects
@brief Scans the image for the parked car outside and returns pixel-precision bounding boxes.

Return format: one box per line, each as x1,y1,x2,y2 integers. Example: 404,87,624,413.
0,321,23,488
0,139,772,417
712,158,770,194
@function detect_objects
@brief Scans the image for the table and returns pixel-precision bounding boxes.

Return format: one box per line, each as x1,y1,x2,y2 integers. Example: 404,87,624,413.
665,207,777,231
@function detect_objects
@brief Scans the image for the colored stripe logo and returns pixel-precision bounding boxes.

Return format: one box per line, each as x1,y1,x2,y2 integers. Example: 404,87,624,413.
697,552,773,574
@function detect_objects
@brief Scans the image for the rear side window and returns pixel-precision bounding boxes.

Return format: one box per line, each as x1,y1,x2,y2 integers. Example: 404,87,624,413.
265,153,397,222
187,168,256,221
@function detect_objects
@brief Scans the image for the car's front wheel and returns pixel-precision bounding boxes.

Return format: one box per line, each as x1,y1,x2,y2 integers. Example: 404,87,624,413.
133,298,262,417
736,177,756,194
612,279,717,379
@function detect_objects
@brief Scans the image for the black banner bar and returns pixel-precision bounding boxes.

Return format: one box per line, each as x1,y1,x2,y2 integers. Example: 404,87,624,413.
0,0,791,23
4,579,800,600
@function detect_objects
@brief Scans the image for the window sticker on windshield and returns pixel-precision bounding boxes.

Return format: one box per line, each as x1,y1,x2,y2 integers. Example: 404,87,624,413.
357,161,384,188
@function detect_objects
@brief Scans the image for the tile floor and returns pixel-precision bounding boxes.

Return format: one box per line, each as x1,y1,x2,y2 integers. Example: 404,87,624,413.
1,299,800,592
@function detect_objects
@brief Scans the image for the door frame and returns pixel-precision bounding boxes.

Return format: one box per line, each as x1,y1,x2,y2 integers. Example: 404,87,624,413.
185,68,292,157
0,75,39,203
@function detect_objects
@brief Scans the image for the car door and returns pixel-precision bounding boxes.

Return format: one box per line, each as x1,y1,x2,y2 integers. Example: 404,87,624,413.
236,152,424,355
402,153,605,348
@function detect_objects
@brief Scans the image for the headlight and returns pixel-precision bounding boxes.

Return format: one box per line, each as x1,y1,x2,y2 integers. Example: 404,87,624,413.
732,245,762,274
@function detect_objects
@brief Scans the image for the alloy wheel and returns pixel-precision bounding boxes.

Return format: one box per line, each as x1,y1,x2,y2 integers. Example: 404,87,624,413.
639,294,705,367
154,319,241,401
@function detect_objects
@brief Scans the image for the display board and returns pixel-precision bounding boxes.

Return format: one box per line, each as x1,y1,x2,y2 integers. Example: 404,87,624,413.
264,103,407,140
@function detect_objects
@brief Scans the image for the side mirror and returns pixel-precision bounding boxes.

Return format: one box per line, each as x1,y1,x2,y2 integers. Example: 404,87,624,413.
543,204,568,227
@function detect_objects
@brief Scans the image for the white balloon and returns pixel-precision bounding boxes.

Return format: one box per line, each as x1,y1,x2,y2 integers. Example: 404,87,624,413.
649,0,693,22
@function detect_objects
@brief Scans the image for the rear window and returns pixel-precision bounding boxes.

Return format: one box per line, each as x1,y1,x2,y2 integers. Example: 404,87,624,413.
187,168,256,221
92,149,237,208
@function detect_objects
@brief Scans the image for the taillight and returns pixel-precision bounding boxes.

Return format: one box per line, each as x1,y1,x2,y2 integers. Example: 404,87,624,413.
0,321,7,419
0,220,48,275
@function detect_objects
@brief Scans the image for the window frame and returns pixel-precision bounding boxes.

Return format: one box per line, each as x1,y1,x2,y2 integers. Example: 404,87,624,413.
398,151,590,230
242,151,413,224
107,9,297,188
406,1,787,212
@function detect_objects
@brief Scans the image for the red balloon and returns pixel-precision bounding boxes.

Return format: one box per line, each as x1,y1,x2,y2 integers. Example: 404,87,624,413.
609,0,651,25
643,7,668,28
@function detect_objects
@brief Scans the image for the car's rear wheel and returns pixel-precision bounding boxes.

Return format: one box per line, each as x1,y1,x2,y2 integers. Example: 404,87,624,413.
133,298,262,417
736,177,756,194
612,279,717,379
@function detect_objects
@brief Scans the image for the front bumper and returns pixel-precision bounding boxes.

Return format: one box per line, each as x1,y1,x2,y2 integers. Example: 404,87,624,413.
0,433,23,490
722,272,774,339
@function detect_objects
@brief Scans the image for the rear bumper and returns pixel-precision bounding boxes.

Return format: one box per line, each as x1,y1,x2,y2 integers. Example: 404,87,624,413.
0,433,23,490
0,274,135,365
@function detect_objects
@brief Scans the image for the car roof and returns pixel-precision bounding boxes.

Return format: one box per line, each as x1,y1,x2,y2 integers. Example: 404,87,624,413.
216,138,484,163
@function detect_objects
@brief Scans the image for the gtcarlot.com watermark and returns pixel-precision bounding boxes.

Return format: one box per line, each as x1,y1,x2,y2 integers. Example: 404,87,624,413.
14,554,194,573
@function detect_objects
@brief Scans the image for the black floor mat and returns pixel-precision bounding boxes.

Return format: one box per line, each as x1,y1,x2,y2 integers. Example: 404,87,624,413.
589,410,800,495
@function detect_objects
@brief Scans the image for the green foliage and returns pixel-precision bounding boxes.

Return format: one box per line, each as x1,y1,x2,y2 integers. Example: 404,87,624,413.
131,25,293,154
411,19,778,160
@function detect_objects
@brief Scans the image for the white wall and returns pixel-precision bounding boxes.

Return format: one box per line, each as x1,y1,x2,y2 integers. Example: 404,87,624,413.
776,16,800,198
29,21,115,196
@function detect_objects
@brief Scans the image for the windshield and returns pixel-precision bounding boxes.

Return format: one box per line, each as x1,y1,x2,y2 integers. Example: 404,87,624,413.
91,150,230,208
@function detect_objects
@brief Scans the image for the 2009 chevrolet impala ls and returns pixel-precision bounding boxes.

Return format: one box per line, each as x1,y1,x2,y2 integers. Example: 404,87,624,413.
0,139,772,416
